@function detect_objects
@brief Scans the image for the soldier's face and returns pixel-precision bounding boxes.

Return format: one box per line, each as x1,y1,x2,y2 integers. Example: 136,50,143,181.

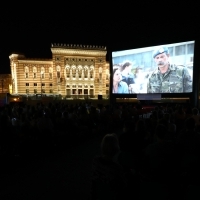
154,53,169,68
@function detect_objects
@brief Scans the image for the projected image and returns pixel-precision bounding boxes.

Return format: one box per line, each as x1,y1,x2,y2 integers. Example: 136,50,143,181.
112,41,194,94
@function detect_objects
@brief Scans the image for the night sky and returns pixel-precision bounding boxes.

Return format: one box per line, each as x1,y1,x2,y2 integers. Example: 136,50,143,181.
1,2,199,74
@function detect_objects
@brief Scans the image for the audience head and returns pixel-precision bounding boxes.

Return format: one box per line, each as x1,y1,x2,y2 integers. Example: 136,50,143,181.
192,107,199,115
155,124,167,141
101,133,120,158
185,117,195,130
135,119,146,131
168,123,176,133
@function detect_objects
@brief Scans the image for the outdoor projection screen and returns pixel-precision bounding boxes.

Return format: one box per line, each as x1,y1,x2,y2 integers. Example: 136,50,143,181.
111,41,195,94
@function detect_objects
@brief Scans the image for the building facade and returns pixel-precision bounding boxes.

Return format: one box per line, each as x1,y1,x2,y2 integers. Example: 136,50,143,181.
0,74,12,94
9,44,110,99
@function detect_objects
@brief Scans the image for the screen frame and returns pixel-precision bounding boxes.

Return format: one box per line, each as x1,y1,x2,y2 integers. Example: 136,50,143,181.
109,40,196,100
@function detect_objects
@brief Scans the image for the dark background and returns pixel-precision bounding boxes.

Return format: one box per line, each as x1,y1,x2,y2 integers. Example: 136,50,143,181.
1,2,199,74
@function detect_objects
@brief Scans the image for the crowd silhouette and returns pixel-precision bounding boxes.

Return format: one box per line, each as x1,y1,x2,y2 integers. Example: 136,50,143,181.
0,101,200,199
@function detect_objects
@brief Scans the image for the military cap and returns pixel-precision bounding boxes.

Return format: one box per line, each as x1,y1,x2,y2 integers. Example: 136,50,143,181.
153,46,169,58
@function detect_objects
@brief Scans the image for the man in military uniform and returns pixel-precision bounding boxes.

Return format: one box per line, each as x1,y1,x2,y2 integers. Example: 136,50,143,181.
147,46,192,93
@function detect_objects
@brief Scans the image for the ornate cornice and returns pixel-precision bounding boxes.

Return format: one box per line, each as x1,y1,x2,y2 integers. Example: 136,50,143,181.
9,54,26,60
51,44,107,56
51,43,106,50
18,60,53,64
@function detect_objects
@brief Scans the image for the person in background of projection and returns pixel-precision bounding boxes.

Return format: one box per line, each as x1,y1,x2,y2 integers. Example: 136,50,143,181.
134,66,147,93
121,61,135,92
113,66,129,94
147,46,192,93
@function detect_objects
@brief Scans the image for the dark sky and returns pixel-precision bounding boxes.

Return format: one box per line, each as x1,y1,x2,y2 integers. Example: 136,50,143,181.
1,2,199,74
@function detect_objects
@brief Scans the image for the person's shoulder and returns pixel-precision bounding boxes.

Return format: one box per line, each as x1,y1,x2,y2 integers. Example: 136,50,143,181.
128,72,134,77
148,69,159,79
120,81,128,87
171,64,185,71
172,64,190,75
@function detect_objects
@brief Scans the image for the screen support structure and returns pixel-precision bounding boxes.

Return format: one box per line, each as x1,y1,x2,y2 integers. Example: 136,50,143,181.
191,40,199,108
137,94,161,100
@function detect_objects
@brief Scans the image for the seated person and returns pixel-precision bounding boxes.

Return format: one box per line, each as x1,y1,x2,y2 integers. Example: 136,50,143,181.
91,133,128,199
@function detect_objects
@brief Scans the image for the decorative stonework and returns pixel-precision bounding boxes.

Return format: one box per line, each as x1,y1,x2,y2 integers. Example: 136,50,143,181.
9,44,110,97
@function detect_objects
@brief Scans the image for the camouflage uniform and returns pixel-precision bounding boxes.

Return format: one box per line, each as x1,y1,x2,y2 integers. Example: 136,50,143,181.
147,64,192,93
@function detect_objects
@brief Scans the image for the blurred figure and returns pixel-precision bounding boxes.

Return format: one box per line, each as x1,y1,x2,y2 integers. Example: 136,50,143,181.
147,46,192,93
121,61,139,93
91,133,129,199
112,66,128,93
134,66,147,93
121,61,135,86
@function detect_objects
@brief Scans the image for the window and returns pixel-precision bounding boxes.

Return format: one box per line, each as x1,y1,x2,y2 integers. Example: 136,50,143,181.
25,66,29,72
34,89,37,94
84,89,88,94
26,89,29,93
90,85,93,88
41,89,45,93
72,68,76,78
33,67,37,73
66,66,70,78
25,66,29,78
41,73,44,79
57,71,60,78
84,69,88,78
175,45,185,56
41,67,45,79
42,83,45,86
49,67,53,79
50,89,53,93
49,83,53,87
33,67,37,78
187,43,195,54
26,83,29,86
106,84,109,87
57,66,61,79
34,83,37,86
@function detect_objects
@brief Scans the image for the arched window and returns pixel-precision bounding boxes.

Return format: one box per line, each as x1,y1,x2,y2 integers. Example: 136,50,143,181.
78,65,83,78
84,66,88,78
90,65,94,78
33,66,37,78
99,66,102,80
25,66,29,78
65,65,70,78
41,67,45,79
49,67,53,79
71,65,76,78
56,65,61,78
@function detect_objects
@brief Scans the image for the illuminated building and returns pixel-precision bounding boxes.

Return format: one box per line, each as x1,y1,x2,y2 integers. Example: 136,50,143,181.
9,44,110,99
0,74,12,94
